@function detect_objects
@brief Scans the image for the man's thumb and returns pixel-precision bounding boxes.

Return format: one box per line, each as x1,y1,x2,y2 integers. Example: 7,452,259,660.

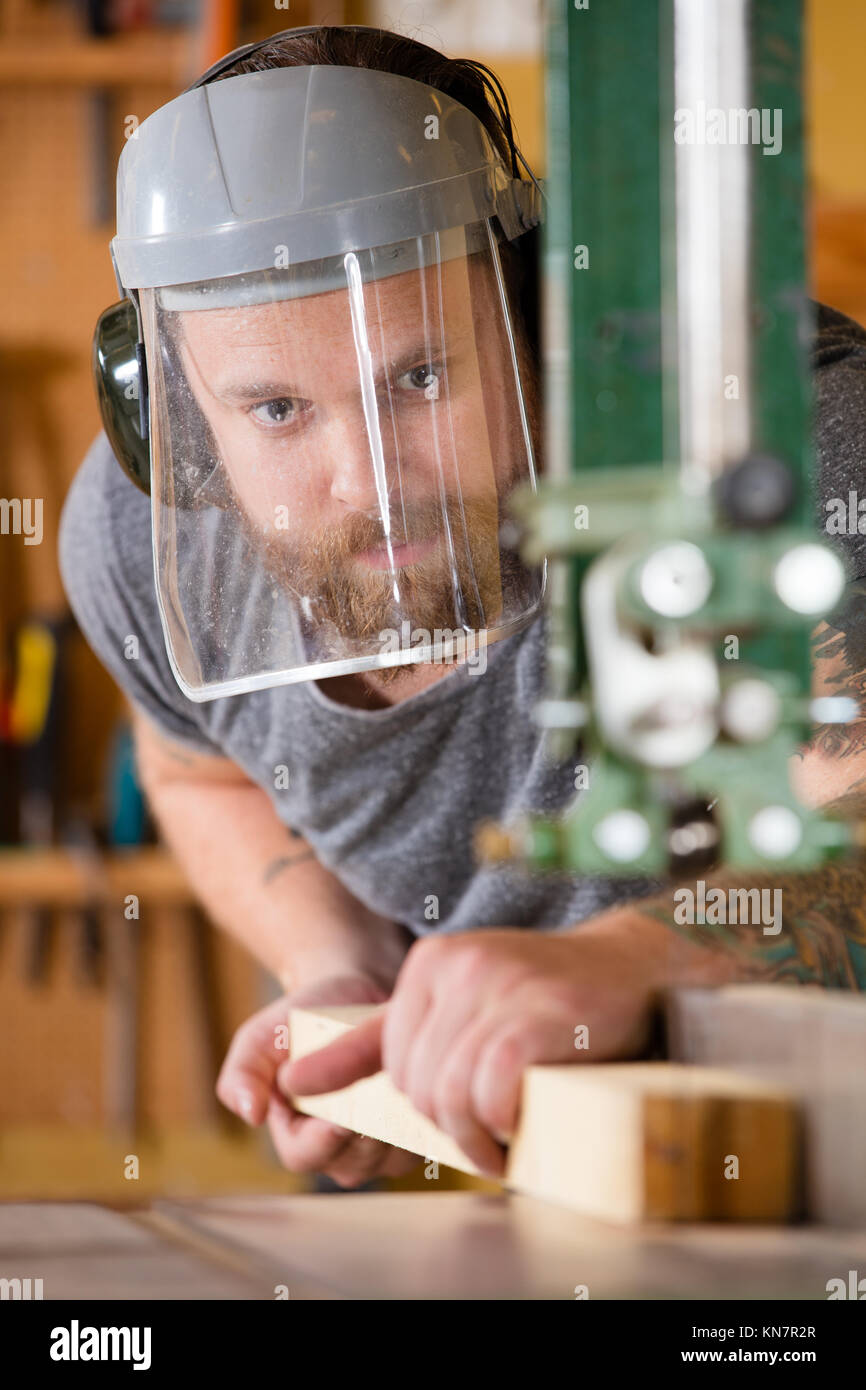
279,1012,385,1097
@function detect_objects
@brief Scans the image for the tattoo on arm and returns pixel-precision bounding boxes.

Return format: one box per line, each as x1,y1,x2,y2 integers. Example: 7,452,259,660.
262,850,316,885
164,746,197,767
634,585,866,989
821,775,866,818
638,857,866,989
802,722,866,761
802,604,866,761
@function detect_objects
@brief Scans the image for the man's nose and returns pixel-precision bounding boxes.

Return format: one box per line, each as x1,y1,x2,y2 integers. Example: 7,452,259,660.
325,409,396,513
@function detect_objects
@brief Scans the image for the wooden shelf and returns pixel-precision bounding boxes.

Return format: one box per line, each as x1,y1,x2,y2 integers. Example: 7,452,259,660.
0,1126,292,1200
0,846,194,906
0,32,193,86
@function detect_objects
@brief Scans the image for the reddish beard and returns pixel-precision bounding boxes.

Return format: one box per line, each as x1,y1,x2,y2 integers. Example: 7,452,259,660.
260,492,510,655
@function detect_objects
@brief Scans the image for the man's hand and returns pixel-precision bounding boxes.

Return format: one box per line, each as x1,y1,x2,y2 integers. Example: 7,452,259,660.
284,925,674,1177
216,975,421,1188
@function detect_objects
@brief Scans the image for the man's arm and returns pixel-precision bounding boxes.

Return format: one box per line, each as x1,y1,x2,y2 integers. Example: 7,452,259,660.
792,583,866,814
133,709,422,1186
629,610,866,991
131,707,411,993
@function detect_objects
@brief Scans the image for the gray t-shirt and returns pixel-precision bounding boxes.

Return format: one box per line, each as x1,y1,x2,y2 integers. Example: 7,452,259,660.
59,300,866,938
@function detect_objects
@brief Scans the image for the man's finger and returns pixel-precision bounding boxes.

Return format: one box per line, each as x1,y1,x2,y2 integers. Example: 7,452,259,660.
282,1012,385,1095
326,1135,397,1189
216,995,291,1122
265,1094,355,1172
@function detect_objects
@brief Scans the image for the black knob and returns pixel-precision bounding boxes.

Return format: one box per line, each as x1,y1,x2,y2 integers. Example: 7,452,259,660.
715,454,796,529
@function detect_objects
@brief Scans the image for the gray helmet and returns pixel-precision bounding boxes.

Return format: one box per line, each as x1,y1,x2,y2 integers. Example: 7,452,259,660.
111,62,541,295
93,30,545,702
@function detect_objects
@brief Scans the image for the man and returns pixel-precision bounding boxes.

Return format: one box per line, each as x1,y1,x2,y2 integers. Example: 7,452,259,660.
60,26,866,1189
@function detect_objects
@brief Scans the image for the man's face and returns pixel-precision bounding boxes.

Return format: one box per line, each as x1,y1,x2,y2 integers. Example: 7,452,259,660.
175,253,536,650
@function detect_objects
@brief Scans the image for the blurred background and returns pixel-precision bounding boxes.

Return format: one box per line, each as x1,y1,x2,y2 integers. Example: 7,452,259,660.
0,0,863,1203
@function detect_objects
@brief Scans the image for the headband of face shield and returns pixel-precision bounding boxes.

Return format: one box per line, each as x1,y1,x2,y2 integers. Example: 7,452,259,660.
106,62,544,700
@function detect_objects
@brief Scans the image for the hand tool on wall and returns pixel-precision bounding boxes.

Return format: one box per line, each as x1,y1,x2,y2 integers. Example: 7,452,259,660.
11,616,67,984
80,0,116,226
102,718,147,1135
77,0,156,225
104,720,147,848
195,0,240,75
60,811,105,988
0,636,20,846
104,719,225,1126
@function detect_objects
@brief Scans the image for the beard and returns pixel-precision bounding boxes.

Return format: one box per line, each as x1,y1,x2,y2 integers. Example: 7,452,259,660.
252,487,528,682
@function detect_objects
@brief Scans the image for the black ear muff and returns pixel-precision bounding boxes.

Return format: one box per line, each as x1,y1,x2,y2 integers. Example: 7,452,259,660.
92,299,233,510
93,298,151,496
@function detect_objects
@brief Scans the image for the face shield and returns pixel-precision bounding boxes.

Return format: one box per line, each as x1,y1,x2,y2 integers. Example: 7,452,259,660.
110,64,544,699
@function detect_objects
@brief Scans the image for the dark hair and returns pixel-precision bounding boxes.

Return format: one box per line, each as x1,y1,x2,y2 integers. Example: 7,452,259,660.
209,25,540,363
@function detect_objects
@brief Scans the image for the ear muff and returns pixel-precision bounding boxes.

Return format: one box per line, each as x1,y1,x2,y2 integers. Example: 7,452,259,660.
93,297,234,509
93,299,151,496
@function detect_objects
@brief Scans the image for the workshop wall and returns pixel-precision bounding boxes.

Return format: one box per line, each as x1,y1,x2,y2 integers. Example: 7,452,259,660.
0,0,864,1200
0,0,329,1199
809,0,866,325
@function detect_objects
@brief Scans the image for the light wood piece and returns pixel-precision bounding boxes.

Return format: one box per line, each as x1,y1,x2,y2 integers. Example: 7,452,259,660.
667,984,866,1226
290,1005,798,1224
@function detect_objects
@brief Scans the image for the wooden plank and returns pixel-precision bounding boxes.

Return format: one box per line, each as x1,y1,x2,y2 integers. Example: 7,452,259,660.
290,1006,799,1224
667,984,866,1225
292,1006,482,1175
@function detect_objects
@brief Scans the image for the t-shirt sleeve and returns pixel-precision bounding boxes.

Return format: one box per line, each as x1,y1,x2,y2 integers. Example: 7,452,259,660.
59,432,225,756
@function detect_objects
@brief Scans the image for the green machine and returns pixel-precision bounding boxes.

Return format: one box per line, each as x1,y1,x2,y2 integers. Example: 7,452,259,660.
495,0,856,877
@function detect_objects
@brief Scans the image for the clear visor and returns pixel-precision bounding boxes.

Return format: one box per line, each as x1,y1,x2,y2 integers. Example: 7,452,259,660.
141,221,544,700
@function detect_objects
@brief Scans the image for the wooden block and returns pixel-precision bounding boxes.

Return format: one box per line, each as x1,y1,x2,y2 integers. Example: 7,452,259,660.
290,1006,798,1224
667,984,866,1226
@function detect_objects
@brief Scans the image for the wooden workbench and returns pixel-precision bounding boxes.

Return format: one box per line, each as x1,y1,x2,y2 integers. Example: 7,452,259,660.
4,1194,866,1300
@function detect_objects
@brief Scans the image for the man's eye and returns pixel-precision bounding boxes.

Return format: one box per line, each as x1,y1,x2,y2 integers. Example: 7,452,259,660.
396,363,443,397
249,398,299,426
